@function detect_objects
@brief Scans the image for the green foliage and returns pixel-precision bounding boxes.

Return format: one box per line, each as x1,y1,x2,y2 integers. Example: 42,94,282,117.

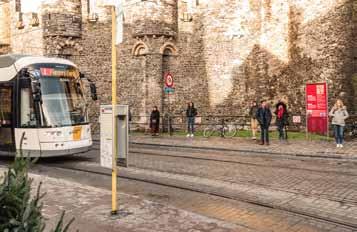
51,211,75,232
0,157,45,232
0,156,76,232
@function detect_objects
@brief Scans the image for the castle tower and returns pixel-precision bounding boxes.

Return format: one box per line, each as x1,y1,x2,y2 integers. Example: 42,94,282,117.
125,0,178,118
0,0,11,54
41,0,83,58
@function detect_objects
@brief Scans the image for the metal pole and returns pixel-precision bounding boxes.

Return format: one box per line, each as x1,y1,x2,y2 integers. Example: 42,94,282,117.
111,6,118,215
168,92,171,136
326,82,329,140
305,84,308,140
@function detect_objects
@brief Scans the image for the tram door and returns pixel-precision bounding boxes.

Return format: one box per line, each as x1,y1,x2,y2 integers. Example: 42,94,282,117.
0,84,15,154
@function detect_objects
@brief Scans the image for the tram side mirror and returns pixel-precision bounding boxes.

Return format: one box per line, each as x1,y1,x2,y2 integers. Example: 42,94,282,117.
31,81,42,102
90,83,98,101
20,68,30,78
76,82,84,96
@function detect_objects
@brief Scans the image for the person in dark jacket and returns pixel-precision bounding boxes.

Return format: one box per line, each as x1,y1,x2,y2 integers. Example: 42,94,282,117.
186,102,198,138
256,100,272,145
249,101,259,140
150,106,160,136
274,100,289,141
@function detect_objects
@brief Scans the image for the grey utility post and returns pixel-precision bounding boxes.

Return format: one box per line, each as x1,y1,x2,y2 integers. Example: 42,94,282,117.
100,105,129,168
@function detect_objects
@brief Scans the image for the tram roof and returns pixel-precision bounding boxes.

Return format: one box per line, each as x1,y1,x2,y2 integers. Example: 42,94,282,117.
0,54,77,82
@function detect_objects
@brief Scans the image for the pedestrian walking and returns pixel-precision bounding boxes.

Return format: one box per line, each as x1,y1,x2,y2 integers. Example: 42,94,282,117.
256,100,272,145
150,106,160,136
329,99,349,148
186,102,198,138
249,101,259,140
274,100,289,142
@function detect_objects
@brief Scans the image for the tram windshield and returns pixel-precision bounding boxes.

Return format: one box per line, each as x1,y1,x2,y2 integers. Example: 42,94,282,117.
26,64,88,127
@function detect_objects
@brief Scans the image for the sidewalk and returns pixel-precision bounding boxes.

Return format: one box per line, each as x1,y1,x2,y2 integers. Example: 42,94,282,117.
130,135,357,160
0,167,248,232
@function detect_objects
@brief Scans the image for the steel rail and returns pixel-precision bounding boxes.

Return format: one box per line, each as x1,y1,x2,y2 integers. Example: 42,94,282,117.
129,145,357,177
43,163,357,230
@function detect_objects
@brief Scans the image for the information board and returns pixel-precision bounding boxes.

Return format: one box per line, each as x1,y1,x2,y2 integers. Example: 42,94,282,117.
306,83,328,135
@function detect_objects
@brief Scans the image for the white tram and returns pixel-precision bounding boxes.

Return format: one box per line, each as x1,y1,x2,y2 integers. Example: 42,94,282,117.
0,54,97,157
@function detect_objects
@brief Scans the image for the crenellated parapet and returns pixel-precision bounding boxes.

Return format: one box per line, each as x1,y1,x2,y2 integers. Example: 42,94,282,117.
0,1,11,47
125,0,178,39
42,0,82,38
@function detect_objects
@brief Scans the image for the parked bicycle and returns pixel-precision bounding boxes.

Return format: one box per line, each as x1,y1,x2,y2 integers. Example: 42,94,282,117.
203,119,243,138
346,120,357,139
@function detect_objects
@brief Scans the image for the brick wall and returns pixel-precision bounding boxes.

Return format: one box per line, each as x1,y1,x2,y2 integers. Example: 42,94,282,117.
0,0,355,132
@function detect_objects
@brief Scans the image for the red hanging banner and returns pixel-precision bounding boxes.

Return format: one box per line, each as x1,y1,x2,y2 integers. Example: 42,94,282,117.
306,83,328,135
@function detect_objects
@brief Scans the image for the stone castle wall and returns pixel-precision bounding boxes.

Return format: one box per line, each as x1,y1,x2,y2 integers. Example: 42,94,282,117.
0,0,355,131
0,0,11,47
175,0,355,116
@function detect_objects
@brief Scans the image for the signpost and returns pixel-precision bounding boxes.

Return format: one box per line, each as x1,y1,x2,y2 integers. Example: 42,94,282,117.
97,0,123,215
164,72,174,93
306,83,328,138
164,73,174,135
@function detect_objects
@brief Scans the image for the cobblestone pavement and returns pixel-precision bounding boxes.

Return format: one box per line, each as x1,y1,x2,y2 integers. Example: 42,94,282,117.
0,167,247,232
1,134,357,231
130,135,357,160
33,152,357,231
129,145,357,204
3,163,355,232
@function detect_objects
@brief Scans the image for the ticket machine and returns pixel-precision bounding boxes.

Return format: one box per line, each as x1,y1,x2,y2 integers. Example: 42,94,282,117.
100,105,129,168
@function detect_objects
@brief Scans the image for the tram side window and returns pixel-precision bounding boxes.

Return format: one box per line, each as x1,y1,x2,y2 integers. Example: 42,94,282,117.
0,88,12,126
20,88,36,127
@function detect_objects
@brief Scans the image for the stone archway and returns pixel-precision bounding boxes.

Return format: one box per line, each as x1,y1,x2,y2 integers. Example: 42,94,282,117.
45,37,83,59
160,42,178,56
132,41,149,56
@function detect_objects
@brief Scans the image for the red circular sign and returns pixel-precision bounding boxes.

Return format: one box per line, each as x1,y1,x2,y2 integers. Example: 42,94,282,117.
164,73,174,88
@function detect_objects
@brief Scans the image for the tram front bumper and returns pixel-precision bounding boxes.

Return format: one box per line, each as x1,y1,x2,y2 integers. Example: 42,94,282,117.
38,139,92,157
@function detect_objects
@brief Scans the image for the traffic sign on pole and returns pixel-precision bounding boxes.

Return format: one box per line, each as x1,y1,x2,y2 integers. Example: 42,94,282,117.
164,86,175,93
164,72,174,88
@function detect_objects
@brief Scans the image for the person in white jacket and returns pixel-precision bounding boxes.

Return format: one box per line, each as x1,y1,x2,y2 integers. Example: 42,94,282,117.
329,99,349,148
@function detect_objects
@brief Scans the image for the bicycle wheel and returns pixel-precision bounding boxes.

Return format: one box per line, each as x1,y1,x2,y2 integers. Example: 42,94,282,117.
223,125,237,138
203,127,214,137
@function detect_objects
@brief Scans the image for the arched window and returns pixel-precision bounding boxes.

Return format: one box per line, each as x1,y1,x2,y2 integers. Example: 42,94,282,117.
163,48,173,56
160,42,178,56
132,42,149,56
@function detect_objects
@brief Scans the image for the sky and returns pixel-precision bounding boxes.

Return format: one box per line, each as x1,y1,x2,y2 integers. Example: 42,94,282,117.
21,0,57,13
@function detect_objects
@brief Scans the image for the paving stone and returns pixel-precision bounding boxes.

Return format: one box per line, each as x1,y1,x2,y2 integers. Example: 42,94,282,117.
0,167,247,232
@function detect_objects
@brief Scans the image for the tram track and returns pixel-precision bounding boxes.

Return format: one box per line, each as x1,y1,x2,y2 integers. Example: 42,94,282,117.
128,149,357,206
129,141,357,161
129,146,357,177
91,140,357,176
40,162,357,231
91,142,357,205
